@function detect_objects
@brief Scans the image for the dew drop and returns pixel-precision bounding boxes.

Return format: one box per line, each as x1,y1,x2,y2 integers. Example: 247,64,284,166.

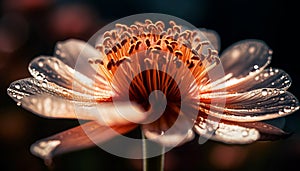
254,76,260,81
36,73,44,81
263,73,269,78
16,95,23,100
160,131,165,135
248,46,255,54
268,49,273,55
55,50,60,55
17,102,21,106
242,130,249,137
38,61,44,67
261,89,268,96
42,81,48,88
53,61,59,70
280,97,285,101
14,84,21,89
253,65,259,70
283,106,292,113
207,126,213,132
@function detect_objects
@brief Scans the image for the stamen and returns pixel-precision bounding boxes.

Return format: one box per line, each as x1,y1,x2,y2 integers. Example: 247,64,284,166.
93,19,217,85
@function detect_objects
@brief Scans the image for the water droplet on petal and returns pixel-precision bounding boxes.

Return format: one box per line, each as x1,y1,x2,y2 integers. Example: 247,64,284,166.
38,61,44,67
278,109,284,115
17,102,21,106
55,50,60,55
268,49,273,55
14,83,21,89
283,106,292,113
242,130,249,137
248,46,255,54
16,95,23,100
261,89,268,96
263,72,269,78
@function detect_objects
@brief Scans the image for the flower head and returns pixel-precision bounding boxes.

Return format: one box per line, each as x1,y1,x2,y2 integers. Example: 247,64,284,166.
7,17,299,161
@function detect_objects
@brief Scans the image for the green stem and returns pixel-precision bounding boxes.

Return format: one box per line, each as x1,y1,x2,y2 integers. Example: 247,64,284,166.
142,133,165,171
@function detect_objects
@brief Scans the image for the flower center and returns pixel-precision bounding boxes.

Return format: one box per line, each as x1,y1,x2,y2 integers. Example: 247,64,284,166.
128,69,181,111
89,19,219,83
90,20,218,124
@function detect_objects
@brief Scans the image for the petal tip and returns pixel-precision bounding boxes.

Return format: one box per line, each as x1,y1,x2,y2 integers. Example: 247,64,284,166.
30,139,61,160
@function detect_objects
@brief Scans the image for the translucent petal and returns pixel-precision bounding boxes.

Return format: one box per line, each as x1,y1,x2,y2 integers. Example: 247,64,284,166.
194,115,288,144
7,78,150,124
194,115,260,144
193,55,226,90
54,39,100,77
198,28,221,51
240,68,292,91
7,78,106,119
142,105,195,147
199,88,299,122
220,40,272,79
210,68,292,93
30,121,136,161
236,122,289,141
29,56,111,97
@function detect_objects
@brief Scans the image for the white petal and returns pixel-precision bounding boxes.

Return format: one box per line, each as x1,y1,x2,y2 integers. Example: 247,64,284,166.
194,116,259,144
54,39,99,75
30,121,136,161
235,68,292,91
199,88,299,122
7,78,149,124
142,106,195,147
29,56,111,97
220,40,272,79
210,68,292,93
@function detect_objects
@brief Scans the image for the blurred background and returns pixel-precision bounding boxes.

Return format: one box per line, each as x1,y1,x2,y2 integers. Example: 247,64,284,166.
0,0,299,170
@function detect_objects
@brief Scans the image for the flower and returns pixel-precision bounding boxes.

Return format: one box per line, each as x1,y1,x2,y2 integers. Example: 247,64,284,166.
7,19,299,161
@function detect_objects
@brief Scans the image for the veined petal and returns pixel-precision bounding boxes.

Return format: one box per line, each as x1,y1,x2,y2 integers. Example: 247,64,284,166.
29,56,111,96
7,78,150,124
142,105,195,147
236,68,292,91
194,115,259,144
194,114,288,144
30,121,136,161
199,88,299,122
210,68,292,92
220,40,272,79
198,28,221,51
54,39,99,76
7,77,106,120
236,122,289,141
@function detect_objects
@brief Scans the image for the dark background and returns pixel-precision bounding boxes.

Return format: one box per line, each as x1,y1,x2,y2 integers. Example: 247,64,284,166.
0,0,299,170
